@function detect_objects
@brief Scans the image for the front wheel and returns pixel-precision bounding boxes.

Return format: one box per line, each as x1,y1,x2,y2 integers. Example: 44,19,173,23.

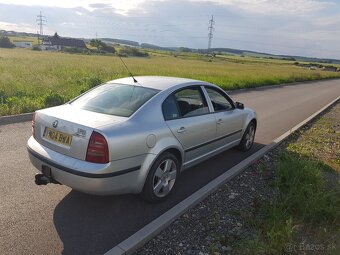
141,152,179,203
238,121,256,152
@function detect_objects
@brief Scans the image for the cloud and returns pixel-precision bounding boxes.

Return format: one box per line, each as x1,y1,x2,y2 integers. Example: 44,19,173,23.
0,0,339,58
211,0,335,15
0,0,148,15
0,21,37,33
0,0,335,16
315,15,340,26
88,3,112,9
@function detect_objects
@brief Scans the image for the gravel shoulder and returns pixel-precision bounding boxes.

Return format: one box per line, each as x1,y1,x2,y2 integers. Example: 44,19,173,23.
135,101,340,255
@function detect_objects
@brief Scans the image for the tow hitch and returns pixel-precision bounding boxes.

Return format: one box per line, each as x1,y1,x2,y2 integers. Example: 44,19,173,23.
35,165,60,185
35,173,60,185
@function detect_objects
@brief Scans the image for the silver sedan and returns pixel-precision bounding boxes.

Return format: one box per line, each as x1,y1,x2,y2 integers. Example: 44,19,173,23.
27,76,257,202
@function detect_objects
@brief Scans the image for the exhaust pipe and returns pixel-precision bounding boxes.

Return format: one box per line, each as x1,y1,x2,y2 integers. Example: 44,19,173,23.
35,173,60,185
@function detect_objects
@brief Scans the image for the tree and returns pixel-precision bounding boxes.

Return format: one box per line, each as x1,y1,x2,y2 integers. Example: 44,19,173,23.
0,36,14,48
90,39,102,50
90,39,115,53
101,43,116,54
119,46,148,57
178,47,192,53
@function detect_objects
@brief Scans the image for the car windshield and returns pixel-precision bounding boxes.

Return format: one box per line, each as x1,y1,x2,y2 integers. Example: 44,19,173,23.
71,83,159,117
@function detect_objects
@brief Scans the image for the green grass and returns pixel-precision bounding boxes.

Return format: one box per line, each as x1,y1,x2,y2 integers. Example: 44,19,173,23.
287,108,340,172
234,104,340,254
1,48,340,115
8,36,39,45
241,153,340,254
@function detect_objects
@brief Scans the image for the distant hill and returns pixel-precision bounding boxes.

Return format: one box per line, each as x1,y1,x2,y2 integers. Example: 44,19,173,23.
100,38,139,47
0,29,40,38
140,43,176,51
199,48,340,64
138,44,340,64
1,29,339,64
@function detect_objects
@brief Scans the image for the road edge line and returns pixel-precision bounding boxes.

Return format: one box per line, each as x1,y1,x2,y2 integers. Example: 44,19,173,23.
104,96,339,255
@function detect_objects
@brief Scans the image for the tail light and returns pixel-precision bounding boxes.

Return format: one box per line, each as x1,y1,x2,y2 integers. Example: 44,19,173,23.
86,131,109,163
32,112,36,138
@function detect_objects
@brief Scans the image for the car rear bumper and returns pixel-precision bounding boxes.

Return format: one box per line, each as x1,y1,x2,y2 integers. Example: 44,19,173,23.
27,136,146,195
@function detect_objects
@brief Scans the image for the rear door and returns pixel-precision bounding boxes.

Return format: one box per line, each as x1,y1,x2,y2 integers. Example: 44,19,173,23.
203,86,245,146
163,86,216,163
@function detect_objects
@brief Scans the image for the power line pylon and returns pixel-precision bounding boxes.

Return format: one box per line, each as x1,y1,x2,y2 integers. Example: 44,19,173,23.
208,15,215,50
36,11,47,45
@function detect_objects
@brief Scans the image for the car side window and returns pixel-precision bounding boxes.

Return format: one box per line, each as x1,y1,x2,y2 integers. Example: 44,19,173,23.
162,95,180,121
174,87,209,118
205,87,234,112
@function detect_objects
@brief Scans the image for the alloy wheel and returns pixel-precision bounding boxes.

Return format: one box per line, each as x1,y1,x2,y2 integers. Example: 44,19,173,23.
152,159,177,198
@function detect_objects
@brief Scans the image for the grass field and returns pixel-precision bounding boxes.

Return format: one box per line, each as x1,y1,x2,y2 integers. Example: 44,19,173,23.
8,36,39,45
0,48,340,116
223,102,340,254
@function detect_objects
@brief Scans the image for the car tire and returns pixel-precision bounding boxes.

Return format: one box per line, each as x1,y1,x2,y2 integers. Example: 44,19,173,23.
237,121,256,152
141,152,179,203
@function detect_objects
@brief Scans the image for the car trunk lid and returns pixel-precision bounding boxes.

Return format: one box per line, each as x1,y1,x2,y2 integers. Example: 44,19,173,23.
34,104,126,161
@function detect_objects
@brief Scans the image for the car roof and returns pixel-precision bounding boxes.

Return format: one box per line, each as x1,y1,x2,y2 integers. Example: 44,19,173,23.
108,76,210,91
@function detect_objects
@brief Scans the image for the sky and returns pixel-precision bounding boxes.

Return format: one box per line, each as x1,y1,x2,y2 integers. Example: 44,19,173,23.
0,0,340,59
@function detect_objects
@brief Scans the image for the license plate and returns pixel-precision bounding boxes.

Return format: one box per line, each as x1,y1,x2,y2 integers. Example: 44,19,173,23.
44,127,72,146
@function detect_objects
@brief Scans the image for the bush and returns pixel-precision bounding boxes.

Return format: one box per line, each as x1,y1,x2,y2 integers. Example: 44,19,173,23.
5,96,42,114
43,92,65,108
119,47,149,57
63,47,85,54
101,44,116,54
0,36,14,48
90,39,116,54
116,53,128,58
32,45,41,51
0,104,9,116
178,47,192,52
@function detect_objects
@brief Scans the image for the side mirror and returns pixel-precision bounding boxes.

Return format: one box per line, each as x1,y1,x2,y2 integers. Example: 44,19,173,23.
235,102,244,109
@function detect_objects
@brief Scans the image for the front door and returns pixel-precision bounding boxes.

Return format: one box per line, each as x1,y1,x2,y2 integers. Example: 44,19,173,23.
204,86,244,147
163,86,216,163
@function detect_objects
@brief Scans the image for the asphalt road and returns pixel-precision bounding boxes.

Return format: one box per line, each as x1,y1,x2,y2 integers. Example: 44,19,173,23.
0,80,339,255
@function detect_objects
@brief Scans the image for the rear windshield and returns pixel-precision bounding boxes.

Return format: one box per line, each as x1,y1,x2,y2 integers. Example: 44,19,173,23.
71,83,159,117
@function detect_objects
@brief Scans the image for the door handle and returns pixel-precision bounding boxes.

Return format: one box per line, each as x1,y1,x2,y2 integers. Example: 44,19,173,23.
216,118,223,125
177,127,187,134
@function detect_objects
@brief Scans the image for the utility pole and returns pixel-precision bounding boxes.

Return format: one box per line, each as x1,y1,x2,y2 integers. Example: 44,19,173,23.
208,15,215,50
36,11,46,45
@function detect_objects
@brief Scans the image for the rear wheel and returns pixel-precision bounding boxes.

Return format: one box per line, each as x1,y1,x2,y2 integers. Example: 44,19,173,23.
141,152,179,203
238,121,256,152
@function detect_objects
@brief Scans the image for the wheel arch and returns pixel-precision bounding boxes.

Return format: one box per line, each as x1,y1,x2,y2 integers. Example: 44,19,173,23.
250,118,257,130
242,109,257,133
136,145,184,193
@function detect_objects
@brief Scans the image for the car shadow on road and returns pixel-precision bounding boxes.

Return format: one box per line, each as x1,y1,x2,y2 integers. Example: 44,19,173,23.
53,142,265,255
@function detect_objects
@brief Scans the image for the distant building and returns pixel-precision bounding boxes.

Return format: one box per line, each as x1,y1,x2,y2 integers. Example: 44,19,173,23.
13,41,33,48
41,33,86,51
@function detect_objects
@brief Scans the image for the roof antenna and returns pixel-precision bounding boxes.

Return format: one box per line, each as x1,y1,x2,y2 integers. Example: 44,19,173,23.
118,56,138,83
